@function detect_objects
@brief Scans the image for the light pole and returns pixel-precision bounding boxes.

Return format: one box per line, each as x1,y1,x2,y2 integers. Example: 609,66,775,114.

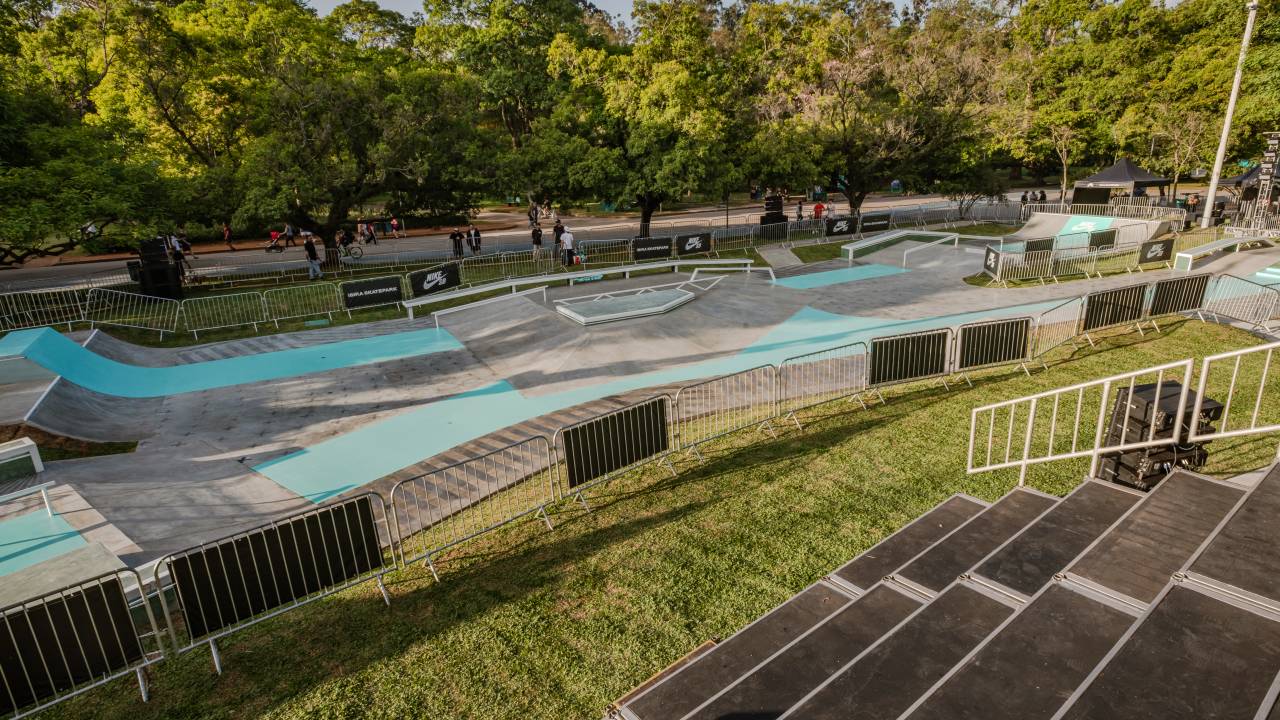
1202,0,1260,229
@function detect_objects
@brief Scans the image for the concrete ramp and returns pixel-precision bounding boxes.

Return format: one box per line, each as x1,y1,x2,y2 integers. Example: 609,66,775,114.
24,378,161,442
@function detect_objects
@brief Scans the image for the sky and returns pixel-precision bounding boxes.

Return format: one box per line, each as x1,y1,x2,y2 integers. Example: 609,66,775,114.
307,0,635,20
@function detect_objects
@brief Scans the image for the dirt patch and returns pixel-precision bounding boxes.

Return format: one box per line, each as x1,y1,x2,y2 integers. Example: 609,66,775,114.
0,424,136,461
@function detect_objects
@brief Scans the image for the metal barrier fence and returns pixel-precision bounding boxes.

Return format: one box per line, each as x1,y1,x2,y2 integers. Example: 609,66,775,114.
672,366,778,456
1202,274,1280,330
0,288,87,332
263,283,347,323
1030,297,1084,362
577,238,632,266
1189,341,1280,445
1,570,164,718
389,437,559,580
953,317,1035,379
869,328,955,389
777,341,874,427
179,292,269,339
84,289,180,337
154,493,393,673
553,396,675,504
1022,202,1186,224
967,359,1194,483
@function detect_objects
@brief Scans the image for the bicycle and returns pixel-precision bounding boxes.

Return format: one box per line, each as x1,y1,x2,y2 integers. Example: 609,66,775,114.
338,243,363,259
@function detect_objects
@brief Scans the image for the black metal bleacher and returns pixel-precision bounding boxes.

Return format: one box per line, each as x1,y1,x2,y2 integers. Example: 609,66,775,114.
1053,463,1280,719
900,470,1247,720
781,481,1139,720
617,494,987,720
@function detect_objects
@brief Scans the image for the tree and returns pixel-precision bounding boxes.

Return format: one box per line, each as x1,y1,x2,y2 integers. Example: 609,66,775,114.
1050,124,1080,200
1148,105,1215,200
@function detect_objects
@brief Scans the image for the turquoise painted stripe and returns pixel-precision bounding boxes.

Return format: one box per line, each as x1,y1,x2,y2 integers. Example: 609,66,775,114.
0,327,463,398
0,510,85,577
774,264,908,290
256,300,1063,502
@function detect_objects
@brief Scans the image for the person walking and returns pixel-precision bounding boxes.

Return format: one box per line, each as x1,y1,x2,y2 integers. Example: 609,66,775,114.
1019,191,1029,207
390,217,403,239
528,204,540,228
467,224,482,255
1037,190,1047,203
796,200,805,221
531,223,543,260
813,201,825,220
553,219,565,254
222,221,236,251
168,233,192,273
560,226,576,266
304,232,322,279
449,227,464,258
283,222,297,247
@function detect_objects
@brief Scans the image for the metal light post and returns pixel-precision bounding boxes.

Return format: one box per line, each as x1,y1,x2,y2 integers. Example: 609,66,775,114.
1202,0,1260,229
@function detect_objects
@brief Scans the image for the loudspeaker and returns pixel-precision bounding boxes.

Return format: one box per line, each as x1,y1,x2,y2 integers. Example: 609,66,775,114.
138,264,184,300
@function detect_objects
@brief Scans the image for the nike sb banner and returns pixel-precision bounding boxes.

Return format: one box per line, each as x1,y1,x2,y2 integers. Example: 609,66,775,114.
675,233,711,256
408,263,462,298
1137,239,1175,266
825,216,854,237
983,246,1000,277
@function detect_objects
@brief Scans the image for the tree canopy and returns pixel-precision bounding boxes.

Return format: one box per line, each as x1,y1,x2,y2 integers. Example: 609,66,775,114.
0,0,1277,263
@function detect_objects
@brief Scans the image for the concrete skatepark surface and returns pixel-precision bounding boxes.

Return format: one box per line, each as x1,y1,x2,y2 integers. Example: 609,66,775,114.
2,241,1279,575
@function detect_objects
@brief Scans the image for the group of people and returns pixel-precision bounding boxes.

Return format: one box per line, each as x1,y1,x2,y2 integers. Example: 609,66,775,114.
1020,190,1049,205
448,225,484,258
793,200,828,220
529,219,576,265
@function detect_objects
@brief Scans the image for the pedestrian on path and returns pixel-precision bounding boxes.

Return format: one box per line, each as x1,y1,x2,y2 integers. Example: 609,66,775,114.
1020,191,1028,207
284,222,297,247
561,227,576,266
304,233,322,279
390,217,404,239
531,224,543,260
449,227,464,258
796,200,804,221
1037,190,1047,203
553,219,565,253
467,224,482,255
528,204,540,228
222,221,236,251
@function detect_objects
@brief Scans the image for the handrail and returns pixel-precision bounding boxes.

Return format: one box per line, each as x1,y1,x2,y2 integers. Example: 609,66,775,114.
431,286,549,328
900,231,962,267
404,259,757,318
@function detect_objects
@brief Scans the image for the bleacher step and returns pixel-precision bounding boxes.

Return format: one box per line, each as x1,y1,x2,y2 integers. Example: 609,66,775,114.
617,494,986,720
673,488,1056,720
901,471,1246,720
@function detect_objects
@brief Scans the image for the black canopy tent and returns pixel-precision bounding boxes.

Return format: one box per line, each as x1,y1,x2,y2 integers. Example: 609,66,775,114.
1072,158,1172,204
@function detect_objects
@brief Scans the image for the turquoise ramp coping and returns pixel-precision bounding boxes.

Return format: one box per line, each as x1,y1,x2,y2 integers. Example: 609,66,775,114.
774,264,908,290
256,300,1065,502
0,327,464,398
0,510,85,577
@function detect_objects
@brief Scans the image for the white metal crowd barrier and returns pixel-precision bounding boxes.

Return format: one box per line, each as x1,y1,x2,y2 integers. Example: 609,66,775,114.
1202,274,1280,330
0,570,166,717
390,437,559,580
153,493,393,674
0,288,86,332
672,365,778,455
1022,202,1186,225
967,359,1195,483
776,341,875,427
263,283,347,324
1030,297,1085,362
179,292,269,338
83,288,180,337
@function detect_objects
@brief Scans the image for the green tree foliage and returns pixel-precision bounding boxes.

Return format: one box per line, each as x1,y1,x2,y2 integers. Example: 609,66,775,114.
1,0,1278,265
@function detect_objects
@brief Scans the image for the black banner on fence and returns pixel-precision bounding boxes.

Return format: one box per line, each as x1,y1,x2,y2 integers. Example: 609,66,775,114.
858,212,892,233
869,330,950,386
957,318,1032,371
1149,273,1211,317
825,216,855,237
632,237,673,262
1138,238,1175,266
407,263,462,298
1024,237,1054,254
675,233,711,256
169,495,385,640
0,577,143,715
562,398,668,489
342,276,404,309
983,246,1000,277
1088,229,1117,251
1083,283,1148,332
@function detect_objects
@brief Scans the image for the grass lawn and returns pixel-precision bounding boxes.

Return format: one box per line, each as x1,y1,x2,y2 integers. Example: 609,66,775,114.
47,319,1273,720
957,222,1018,237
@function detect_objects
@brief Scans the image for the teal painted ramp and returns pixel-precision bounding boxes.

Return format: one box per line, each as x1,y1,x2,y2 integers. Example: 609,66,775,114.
256,300,1063,502
0,327,464,398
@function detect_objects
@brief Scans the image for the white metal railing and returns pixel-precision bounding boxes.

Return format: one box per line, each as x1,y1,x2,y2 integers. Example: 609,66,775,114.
967,359,1195,483
262,283,346,323
672,365,778,455
1023,202,1186,224
179,292,269,338
390,437,559,580
1189,341,1280,444
1202,274,1280,330
0,288,86,332
1030,297,1085,362
777,341,875,427
84,288,180,337
431,286,549,329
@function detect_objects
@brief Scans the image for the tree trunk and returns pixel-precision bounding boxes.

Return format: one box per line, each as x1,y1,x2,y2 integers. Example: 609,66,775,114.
638,195,660,237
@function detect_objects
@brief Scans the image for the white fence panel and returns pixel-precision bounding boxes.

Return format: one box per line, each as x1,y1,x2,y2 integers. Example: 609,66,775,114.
673,366,778,453
180,292,268,338
84,289,180,336
0,288,87,331
263,284,345,323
